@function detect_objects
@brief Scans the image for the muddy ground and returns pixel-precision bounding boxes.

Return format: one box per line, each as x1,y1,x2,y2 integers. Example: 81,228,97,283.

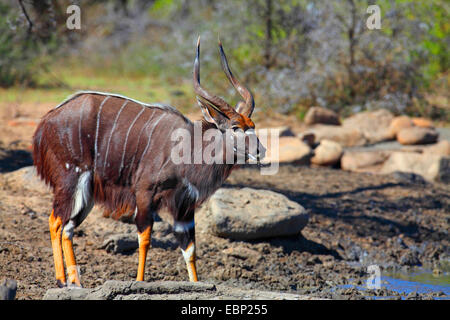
0,160,448,299
0,103,448,300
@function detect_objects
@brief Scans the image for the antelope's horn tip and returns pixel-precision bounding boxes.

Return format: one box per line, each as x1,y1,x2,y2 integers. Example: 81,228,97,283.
196,36,201,47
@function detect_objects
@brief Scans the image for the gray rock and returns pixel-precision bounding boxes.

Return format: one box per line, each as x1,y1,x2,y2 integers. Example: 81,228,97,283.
101,222,178,253
101,233,138,254
197,188,309,240
43,280,216,300
0,279,17,300
43,280,322,300
380,152,450,183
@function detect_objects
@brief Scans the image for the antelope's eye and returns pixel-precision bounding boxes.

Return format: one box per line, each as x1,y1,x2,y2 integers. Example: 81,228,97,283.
231,126,241,131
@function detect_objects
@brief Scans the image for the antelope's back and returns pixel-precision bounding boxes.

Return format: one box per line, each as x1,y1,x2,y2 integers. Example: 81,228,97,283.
33,92,192,190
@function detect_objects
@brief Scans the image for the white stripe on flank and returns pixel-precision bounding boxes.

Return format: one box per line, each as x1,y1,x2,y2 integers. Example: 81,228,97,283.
94,96,110,172
78,96,89,160
103,100,129,170
118,106,145,177
126,110,156,183
138,113,167,166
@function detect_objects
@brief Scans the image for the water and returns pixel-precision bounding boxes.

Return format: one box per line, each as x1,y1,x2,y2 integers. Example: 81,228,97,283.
338,267,450,299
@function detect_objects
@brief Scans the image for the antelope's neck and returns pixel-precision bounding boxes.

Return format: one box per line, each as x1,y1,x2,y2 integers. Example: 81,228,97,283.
186,120,235,203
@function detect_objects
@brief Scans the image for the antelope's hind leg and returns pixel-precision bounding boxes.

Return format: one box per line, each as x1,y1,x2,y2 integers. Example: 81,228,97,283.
49,209,66,287
174,217,198,282
51,171,93,288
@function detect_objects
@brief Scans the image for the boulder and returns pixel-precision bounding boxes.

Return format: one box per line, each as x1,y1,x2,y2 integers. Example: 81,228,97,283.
302,125,367,147
341,150,391,172
43,280,216,300
342,109,395,144
196,188,309,240
304,107,340,125
411,117,434,128
397,127,439,145
389,116,414,137
43,280,319,300
426,140,450,156
311,140,343,166
101,234,138,254
380,152,450,183
400,140,450,156
261,136,311,164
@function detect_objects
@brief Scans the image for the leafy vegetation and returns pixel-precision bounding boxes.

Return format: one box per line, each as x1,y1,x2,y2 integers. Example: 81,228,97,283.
0,0,448,120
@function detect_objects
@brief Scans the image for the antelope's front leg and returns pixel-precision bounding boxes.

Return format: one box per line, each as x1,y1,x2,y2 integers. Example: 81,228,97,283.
174,219,198,282
136,225,152,281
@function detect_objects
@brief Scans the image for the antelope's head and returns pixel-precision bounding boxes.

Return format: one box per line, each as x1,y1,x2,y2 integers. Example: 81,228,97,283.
193,37,266,163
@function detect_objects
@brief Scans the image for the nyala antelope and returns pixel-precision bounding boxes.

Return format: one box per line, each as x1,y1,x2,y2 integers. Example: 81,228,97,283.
33,37,265,287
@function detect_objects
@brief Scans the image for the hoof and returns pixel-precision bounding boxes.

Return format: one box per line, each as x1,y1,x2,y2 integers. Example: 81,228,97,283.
56,280,66,288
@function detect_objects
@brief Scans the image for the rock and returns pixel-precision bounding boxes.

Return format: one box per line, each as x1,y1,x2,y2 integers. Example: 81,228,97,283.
43,280,320,300
304,107,340,125
101,234,138,254
397,127,439,145
401,140,450,156
0,279,17,300
261,137,311,164
380,152,450,183
427,140,450,156
100,222,178,253
411,117,434,128
389,116,414,137
303,125,367,147
342,109,395,144
197,188,309,240
341,150,391,172
310,140,343,166
43,280,216,300
2,166,49,193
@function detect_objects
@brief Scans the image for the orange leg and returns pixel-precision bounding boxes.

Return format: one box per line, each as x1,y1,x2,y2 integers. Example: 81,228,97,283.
182,242,198,282
136,226,151,281
62,225,81,287
48,210,66,287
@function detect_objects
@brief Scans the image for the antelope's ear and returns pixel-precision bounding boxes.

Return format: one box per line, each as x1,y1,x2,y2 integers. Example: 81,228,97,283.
197,98,230,130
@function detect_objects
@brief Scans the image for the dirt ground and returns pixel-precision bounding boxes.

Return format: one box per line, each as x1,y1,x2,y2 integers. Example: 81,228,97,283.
0,102,448,300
